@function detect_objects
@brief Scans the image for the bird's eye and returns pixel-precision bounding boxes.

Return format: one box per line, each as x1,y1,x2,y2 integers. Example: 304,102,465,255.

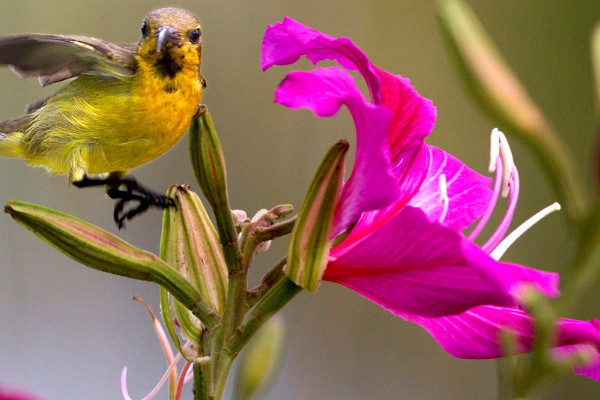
189,28,200,44
141,21,149,37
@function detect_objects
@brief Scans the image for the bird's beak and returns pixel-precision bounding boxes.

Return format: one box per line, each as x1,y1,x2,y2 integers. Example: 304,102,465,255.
156,26,181,53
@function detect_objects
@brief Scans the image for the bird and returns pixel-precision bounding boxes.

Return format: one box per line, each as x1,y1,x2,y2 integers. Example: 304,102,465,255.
0,8,205,228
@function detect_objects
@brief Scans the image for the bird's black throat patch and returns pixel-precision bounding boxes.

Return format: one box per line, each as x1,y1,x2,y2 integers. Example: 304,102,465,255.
155,52,182,79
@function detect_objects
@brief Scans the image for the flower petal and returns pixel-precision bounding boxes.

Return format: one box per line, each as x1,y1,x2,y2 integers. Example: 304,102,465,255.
262,17,381,102
554,344,600,382
275,67,400,235
326,206,536,317
263,18,439,227
401,307,600,381
375,67,437,162
408,146,492,231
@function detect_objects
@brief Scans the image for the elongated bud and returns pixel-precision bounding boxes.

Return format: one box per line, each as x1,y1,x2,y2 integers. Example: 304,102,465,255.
592,23,600,185
438,0,585,221
592,23,600,114
190,105,229,210
234,316,286,400
5,201,218,328
285,140,348,292
161,185,228,315
438,0,550,137
189,105,242,277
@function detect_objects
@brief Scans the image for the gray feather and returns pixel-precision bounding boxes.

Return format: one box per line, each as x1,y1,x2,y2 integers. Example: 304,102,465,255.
0,35,138,86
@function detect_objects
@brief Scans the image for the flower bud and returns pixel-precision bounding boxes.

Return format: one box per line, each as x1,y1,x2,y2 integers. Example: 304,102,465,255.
189,105,229,211
234,316,286,400
285,140,348,292
438,0,584,220
161,185,228,315
5,201,218,328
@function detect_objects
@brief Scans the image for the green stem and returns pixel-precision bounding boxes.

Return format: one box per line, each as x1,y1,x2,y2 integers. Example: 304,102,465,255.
212,349,236,400
248,257,287,307
230,276,302,353
193,360,208,400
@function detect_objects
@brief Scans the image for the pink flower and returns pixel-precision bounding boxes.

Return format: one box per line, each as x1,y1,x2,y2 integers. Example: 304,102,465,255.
262,17,555,317
262,18,600,381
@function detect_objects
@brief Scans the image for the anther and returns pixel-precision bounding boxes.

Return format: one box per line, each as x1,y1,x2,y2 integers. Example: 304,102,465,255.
497,130,514,197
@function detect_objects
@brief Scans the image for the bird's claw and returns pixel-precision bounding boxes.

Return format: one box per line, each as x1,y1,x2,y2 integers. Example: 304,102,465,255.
106,178,176,229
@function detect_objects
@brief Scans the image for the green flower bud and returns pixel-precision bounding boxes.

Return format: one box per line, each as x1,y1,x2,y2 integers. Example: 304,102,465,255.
285,140,348,292
234,316,286,400
5,201,218,328
161,185,228,315
438,0,584,220
189,105,229,211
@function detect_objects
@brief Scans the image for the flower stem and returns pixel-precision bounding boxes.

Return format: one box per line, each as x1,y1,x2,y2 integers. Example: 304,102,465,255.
230,276,302,353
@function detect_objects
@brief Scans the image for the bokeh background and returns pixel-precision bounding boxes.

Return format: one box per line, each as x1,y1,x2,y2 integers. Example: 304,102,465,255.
1,1,599,399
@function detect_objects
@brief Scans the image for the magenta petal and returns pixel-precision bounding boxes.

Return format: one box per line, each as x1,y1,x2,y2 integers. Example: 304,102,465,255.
402,306,533,358
408,146,492,231
401,307,600,378
275,67,400,234
461,238,559,300
275,68,356,117
375,67,437,162
326,206,520,317
554,344,600,382
262,17,382,102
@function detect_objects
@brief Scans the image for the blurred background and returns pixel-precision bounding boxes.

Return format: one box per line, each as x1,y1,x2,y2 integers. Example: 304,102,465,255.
1,1,599,399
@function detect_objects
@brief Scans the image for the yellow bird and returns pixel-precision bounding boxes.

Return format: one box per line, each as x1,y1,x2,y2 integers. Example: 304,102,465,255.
0,8,204,227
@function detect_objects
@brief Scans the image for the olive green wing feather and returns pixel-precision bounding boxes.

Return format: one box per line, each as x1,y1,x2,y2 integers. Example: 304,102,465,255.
0,34,138,86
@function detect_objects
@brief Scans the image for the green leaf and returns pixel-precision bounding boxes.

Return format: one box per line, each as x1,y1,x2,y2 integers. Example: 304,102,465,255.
5,201,219,328
285,140,348,292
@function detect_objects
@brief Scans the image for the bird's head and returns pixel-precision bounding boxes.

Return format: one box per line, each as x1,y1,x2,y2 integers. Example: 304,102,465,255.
137,8,201,78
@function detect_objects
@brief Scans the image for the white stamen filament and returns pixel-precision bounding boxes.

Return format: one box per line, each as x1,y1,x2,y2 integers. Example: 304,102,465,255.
438,174,449,223
490,202,561,260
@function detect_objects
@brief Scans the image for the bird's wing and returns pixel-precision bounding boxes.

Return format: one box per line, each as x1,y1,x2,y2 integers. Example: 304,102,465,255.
0,34,138,86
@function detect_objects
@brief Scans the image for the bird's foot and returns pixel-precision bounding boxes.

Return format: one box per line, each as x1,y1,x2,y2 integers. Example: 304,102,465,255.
106,178,175,229
73,175,175,229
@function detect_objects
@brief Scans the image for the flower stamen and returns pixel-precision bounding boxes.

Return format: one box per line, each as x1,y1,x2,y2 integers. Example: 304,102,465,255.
469,128,514,242
174,361,193,400
438,173,449,223
482,165,520,253
121,340,195,400
490,202,561,260
468,155,503,241
497,129,514,197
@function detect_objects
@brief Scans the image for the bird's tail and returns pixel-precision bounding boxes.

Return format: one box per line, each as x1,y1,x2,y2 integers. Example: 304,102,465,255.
0,116,29,157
